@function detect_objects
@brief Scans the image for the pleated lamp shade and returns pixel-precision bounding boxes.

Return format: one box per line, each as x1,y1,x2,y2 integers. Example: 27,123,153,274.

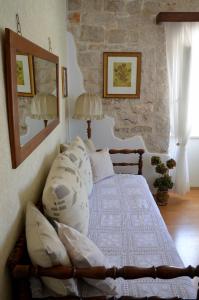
31,94,57,120
73,93,104,121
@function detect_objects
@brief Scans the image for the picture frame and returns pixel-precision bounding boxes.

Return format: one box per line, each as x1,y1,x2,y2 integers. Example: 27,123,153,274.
103,52,141,99
16,53,35,97
62,66,68,97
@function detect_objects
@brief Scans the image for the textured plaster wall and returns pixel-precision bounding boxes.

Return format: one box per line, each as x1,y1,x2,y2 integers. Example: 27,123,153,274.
67,0,199,153
0,1,67,299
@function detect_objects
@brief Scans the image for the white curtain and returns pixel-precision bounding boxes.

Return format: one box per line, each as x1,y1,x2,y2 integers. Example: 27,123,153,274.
165,23,199,195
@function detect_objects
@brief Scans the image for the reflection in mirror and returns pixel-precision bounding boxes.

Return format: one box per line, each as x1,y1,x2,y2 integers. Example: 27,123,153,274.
5,28,59,168
17,55,58,146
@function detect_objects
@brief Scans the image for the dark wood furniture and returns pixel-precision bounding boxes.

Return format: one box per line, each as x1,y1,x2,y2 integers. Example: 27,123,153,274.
156,12,199,24
109,148,144,175
5,28,59,168
7,149,199,299
86,120,91,139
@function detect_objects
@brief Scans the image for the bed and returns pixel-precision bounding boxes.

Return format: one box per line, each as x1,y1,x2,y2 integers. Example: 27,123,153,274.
7,149,199,300
81,174,197,299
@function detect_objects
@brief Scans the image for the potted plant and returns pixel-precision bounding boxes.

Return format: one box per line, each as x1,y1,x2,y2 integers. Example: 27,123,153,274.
151,156,176,205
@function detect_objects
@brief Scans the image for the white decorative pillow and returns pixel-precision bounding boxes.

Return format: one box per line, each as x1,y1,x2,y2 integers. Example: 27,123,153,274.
26,202,78,296
57,223,117,296
89,149,114,183
83,139,96,153
60,143,69,153
42,153,89,235
61,137,93,195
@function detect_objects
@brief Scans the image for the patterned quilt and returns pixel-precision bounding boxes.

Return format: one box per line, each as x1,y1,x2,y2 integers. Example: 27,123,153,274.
80,174,196,299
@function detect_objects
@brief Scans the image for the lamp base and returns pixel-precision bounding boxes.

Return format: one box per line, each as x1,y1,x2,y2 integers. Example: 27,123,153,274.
87,120,91,139
44,120,48,127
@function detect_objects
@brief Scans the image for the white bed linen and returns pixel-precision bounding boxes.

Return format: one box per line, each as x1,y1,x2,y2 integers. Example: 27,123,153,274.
79,174,196,299
31,174,196,299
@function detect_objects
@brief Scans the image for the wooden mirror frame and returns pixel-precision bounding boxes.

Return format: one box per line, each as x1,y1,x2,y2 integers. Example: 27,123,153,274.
5,28,59,168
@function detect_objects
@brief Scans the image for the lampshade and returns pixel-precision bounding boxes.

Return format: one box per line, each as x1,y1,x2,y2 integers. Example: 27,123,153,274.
73,93,104,121
31,94,57,120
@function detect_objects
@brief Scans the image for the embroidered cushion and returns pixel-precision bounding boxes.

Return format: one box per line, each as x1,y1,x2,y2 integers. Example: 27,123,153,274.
61,136,93,195
83,139,96,153
57,222,117,296
42,153,89,235
26,202,78,296
89,149,114,183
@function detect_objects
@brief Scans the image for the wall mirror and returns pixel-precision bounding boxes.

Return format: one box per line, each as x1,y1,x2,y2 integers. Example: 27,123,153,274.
5,28,59,168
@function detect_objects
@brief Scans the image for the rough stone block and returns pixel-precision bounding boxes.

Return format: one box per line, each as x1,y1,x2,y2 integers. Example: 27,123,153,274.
126,0,141,14
68,24,81,38
82,0,104,11
176,0,199,11
104,44,126,51
106,29,127,43
68,12,80,23
81,12,117,29
141,0,177,15
82,68,98,86
104,0,125,12
128,30,139,43
78,51,99,67
68,0,81,11
117,15,140,30
76,42,88,51
88,43,105,51
80,25,104,42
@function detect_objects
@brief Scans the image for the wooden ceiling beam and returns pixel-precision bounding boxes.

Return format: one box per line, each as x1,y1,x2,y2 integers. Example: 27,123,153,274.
156,12,199,24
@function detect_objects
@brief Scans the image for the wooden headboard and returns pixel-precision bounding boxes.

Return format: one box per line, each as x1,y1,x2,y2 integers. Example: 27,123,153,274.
97,148,145,175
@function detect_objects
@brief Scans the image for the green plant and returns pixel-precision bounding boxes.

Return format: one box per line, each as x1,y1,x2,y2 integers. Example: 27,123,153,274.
153,174,173,191
166,159,176,169
155,163,168,175
151,156,161,165
151,156,176,192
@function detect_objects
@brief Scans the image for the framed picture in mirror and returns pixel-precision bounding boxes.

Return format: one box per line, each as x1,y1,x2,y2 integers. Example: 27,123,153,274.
16,53,35,97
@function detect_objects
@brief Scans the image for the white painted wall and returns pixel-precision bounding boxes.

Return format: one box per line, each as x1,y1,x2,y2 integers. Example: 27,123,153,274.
0,1,68,299
188,139,199,187
66,32,85,141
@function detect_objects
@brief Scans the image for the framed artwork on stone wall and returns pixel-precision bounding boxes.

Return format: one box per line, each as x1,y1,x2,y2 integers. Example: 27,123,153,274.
103,52,141,99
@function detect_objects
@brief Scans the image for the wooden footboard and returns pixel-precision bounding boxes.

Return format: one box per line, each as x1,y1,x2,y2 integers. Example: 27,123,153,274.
8,235,199,300
13,264,199,281
8,221,199,300
8,258,199,299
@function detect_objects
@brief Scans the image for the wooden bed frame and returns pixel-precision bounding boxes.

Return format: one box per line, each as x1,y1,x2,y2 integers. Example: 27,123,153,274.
7,149,199,300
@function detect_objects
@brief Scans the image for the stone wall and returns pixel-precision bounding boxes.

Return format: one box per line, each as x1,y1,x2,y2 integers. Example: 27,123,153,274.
67,0,199,153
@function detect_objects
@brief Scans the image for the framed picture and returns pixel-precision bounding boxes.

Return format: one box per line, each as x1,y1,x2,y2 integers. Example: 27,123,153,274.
103,52,141,99
62,67,68,97
16,53,35,97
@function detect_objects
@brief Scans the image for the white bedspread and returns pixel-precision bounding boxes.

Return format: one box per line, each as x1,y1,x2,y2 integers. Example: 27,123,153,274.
80,174,196,299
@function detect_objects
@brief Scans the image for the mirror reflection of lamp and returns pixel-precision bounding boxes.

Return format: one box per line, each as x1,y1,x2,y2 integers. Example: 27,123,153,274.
73,93,104,138
30,93,57,127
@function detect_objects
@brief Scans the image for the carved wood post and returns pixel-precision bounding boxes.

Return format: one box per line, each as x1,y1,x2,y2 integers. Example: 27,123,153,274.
87,120,91,139
138,151,144,175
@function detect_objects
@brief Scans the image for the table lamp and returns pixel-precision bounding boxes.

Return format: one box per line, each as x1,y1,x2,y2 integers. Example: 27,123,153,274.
73,93,104,138
31,93,57,127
